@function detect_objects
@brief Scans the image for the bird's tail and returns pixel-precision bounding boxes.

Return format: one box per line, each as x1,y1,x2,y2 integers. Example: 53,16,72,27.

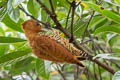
75,51,89,61
74,52,90,67
76,62,85,67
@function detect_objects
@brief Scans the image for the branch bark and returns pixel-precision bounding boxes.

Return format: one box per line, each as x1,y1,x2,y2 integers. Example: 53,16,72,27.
70,1,76,42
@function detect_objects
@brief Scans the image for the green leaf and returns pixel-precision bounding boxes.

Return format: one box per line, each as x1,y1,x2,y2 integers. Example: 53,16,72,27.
9,57,35,75
13,57,35,69
94,25,120,35
94,18,108,30
41,0,51,22
53,0,57,10
113,48,120,53
112,71,120,80
0,48,32,66
0,1,7,7
9,63,35,75
27,0,40,18
67,20,86,38
0,1,7,21
13,0,25,8
2,13,23,32
0,44,9,57
85,2,120,24
88,16,107,29
74,23,86,38
36,59,50,79
0,78,11,80
57,0,69,9
0,36,26,43
115,0,120,6
108,34,118,47
0,27,5,36
7,0,20,23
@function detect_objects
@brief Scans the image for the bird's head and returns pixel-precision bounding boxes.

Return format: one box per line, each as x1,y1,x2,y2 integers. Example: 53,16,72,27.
22,19,44,33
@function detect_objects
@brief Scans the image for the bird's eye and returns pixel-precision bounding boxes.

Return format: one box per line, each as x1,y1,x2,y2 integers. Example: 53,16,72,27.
35,22,40,26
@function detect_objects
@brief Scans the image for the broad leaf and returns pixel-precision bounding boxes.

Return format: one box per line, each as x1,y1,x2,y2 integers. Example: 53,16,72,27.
85,2,120,24
108,34,118,47
27,0,40,18
9,63,35,75
74,23,86,38
0,44,9,56
0,27,5,36
41,0,51,22
0,48,32,66
57,0,69,9
94,25,120,35
0,36,26,43
9,57,35,75
7,0,20,23
88,16,107,29
2,14,23,32
68,20,86,38
36,59,50,79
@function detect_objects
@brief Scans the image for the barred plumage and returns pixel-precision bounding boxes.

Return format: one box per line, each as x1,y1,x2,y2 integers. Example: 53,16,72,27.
38,28,88,58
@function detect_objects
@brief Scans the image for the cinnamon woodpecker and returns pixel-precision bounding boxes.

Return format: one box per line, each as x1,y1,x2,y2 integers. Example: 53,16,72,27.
22,19,88,67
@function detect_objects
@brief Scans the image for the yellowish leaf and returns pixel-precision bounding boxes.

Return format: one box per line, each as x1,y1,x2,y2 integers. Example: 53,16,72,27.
80,2,88,9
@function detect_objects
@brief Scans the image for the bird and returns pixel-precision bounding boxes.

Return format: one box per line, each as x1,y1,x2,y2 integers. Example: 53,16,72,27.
22,19,88,67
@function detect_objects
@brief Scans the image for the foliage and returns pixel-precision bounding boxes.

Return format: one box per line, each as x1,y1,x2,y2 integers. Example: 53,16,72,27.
112,71,120,80
0,0,120,80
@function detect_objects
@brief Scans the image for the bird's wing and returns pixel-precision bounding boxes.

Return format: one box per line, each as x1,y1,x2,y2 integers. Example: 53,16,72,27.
33,35,81,64
41,29,88,59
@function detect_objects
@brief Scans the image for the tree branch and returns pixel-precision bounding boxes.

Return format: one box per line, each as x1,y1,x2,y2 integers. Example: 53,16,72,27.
66,0,71,4
70,1,76,42
34,0,115,75
18,6,46,26
80,40,92,45
54,64,67,80
65,6,71,30
81,11,95,43
49,0,56,16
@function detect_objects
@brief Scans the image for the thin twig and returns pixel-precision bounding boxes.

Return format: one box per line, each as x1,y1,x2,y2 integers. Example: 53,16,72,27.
98,65,102,80
26,72,34,80
53,64,67,80
36,77,40,80
116,6,119,14
21,75,26,80
18,6,46,26
66,0,71,4
81,11,95,43
65,6,71,30
49,0,56,16
36,0,52,16
80,40,92,45
93,63,98,80
95,46,103,80
73,65,78,80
